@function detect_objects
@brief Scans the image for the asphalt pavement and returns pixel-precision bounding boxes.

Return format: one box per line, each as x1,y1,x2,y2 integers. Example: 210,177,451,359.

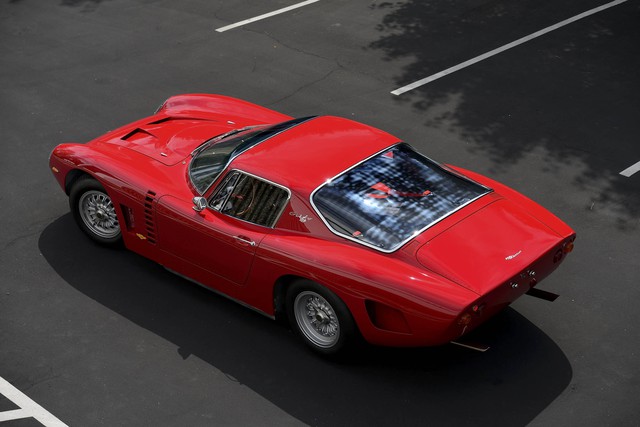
1,0,639,426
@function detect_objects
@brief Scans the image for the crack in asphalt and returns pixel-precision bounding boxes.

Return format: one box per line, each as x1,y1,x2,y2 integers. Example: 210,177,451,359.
266,67,341,107
0,216,63,253
240,28,393,105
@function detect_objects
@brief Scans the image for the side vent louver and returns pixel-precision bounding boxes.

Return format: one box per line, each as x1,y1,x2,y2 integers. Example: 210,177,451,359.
144,191,157,244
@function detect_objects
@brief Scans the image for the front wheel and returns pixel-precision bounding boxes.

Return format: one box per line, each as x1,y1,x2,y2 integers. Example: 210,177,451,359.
69,176,122,246
286,280,358,357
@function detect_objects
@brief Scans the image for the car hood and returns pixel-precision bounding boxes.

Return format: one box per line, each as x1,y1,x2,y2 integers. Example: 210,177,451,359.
416,199,562,295
105,119,235,166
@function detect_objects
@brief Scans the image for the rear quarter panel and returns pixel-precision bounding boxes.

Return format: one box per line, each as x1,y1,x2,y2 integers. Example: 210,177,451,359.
448,165,575,238
247,228,480,346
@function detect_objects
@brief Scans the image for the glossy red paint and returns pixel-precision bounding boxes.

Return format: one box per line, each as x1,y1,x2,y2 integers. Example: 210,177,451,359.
416,198,563,295
49,94,576,350
232,115,397,196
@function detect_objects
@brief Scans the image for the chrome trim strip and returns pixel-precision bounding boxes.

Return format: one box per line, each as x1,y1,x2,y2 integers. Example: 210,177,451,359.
191,116,317,195
208,168,292,229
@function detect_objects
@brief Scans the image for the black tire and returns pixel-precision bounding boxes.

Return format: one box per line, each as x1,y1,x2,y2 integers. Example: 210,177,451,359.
286,279,358,357
69,176,122,246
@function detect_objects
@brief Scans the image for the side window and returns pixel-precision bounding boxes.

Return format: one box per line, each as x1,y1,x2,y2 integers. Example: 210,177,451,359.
210,171,289,227
210,172,240,210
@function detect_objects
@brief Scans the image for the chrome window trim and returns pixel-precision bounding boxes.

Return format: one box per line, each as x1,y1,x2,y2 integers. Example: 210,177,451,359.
208,168,292,229
309,143,493,253
190,116,316,196
208,171,241,212
189,126,262,195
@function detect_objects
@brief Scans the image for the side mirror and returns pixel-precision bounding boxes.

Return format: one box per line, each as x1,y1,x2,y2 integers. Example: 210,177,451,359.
192,196,207,212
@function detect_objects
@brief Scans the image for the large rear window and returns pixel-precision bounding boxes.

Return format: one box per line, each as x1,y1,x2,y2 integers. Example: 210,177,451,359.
311,143,491,252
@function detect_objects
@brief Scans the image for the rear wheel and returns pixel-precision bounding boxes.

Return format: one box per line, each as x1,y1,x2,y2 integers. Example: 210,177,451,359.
69,176,122,246
286,280,357,356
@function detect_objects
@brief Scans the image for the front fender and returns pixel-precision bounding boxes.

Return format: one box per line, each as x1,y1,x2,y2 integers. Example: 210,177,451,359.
157,94,293,125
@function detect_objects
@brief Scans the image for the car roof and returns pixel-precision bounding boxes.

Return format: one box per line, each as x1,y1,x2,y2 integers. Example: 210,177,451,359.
229,116,399,196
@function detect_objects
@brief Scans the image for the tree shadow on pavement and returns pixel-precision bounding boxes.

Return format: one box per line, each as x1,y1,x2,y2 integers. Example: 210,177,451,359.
61,0,111,13
40,215,573,427
6,0,111,11
369,1,640,230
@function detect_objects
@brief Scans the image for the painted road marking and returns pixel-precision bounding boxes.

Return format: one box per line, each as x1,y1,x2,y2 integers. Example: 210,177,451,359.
215,0,320,32
0,376,68,426
620,160,640,177
391,0,629,95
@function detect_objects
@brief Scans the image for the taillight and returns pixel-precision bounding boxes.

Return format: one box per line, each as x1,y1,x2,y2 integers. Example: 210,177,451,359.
563,241,575,254
472,303,486,315
458,303,486,330
458,313,472,327
554,237,575,263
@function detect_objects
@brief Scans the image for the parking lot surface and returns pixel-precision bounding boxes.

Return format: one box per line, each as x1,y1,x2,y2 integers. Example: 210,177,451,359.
1,1,639,426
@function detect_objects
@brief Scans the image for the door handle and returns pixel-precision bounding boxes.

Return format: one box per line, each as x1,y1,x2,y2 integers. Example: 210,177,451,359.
234,235,256,247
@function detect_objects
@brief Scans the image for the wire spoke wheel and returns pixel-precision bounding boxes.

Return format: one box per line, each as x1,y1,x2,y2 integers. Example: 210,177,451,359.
293,290,341,348
70,176,122,246
78,190,120,239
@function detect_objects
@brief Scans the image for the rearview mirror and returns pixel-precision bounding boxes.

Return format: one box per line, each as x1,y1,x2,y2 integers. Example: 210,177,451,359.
192,196,207,212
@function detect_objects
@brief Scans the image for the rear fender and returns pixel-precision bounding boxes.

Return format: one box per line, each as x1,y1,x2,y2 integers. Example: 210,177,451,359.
448,165,575,238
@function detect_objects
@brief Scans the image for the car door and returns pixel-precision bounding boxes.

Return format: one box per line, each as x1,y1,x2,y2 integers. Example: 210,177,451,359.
156,170,289,286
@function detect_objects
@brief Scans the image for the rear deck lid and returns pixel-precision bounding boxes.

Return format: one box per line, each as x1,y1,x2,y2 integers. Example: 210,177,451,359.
416,199,562,295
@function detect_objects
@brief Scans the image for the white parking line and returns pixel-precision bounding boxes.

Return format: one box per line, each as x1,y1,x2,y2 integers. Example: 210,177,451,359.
215,0,320,32
0,376,68,426
620,160,640,177
391,0,629,95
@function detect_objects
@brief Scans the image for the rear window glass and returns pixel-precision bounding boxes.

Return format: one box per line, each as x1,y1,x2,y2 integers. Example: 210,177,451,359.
312,143,491,252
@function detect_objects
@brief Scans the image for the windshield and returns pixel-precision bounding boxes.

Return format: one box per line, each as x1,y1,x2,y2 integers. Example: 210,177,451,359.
312,143,491,252
189,116,315,194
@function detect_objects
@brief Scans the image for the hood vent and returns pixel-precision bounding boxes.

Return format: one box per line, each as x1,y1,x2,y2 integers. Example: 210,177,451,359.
146,117,212,125
122,128,156,142
114,121,231,166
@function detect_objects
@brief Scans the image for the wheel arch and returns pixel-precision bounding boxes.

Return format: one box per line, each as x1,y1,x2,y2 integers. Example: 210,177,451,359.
67,172,123,246
272,274,365,337
272,274,357,322
64,169,93,195
273,274,306,323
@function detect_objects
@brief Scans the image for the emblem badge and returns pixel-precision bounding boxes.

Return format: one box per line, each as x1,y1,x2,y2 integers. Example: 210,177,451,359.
505,250,522,261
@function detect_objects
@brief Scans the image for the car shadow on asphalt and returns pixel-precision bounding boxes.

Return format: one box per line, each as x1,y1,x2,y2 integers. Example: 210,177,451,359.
40,214,572,427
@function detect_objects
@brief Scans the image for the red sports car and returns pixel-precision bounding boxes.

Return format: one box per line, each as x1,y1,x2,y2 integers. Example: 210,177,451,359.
49,94,575,356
